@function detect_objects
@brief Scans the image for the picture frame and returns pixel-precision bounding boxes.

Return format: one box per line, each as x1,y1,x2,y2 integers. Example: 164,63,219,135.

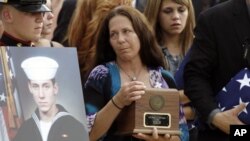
0,47,89,141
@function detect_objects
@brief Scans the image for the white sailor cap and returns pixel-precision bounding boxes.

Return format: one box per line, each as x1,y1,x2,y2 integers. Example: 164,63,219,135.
21,56,59,81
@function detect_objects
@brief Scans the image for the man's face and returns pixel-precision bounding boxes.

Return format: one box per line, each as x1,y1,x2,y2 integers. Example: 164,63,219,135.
28,80,58,114
3,5,44,42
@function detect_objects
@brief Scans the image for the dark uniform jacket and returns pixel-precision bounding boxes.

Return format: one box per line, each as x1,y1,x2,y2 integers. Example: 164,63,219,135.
184,0,250,140
13,105,88,141
0,32,34,47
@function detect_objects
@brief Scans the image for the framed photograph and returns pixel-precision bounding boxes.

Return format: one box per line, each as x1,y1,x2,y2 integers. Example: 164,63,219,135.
0,47,89,141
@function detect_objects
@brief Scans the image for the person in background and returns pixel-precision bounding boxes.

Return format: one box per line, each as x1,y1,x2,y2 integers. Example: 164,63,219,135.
132,0,148,12
65,0,103,49
14,56,87,141
0,20,3,38
44,0,64,40
83,5,189,141
144,0,197,140
144,0,195,75
65,0,133,83
0,0,50,47
52,0,76,45
35,0,63,47
184,0,250,140
191,0,210,20
191,0,229,21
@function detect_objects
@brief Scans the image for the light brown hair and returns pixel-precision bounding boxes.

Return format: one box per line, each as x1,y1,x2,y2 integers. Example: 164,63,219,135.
144,0,195,56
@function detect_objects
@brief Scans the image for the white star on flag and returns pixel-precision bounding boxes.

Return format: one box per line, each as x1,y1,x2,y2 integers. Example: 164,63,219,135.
235,97,249,114
218,103,226,111
5,51,9,61
0,93,7,102
216,68,250,124
236,73,250,90
9,69,13,79
222,87,227,92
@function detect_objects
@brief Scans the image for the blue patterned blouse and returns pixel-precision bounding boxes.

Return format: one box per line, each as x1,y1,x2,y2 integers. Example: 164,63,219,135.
83,61,189,141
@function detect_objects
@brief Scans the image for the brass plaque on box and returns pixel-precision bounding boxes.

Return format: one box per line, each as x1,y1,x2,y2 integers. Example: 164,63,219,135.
115,88,181,135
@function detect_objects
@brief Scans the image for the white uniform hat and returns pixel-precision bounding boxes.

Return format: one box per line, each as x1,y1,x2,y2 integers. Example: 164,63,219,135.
21,56,59,81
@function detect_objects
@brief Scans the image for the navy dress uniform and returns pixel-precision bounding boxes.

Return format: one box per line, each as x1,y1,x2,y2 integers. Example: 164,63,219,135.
0,0,51,47
14,56,88,141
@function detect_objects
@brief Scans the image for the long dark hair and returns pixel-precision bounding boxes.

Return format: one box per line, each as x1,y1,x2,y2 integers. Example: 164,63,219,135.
86,6,167,77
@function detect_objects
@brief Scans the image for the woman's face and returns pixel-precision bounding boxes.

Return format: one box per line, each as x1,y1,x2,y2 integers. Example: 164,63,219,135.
109,15,141,62
158,0,188,36
42,0,54,36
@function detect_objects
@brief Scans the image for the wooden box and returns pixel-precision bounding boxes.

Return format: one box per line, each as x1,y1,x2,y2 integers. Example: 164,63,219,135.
115,88,181,135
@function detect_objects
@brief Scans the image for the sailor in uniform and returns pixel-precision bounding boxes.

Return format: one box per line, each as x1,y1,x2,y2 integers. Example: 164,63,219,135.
14,56,88,141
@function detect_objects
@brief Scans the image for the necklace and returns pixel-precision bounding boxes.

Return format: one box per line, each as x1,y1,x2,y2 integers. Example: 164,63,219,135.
116,63,142,81
121,69,137,81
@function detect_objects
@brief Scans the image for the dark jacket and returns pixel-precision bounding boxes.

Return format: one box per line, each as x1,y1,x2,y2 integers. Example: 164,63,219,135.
184,0,250,139
0,32,34,47
14,105,88,141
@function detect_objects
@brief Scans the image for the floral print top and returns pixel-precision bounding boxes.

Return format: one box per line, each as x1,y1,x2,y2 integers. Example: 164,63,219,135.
83,61,189,141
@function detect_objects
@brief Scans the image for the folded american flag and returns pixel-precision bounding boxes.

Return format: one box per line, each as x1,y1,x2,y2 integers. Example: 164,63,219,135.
216,68,250,124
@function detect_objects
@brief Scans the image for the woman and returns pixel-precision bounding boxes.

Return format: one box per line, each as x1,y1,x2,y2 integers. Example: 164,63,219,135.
144,0,197,140
65,0,133,82
83,6,188,141
144,0,195,75
35,0,63,47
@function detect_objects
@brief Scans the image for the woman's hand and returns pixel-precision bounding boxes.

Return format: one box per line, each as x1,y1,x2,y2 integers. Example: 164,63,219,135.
113,81,146,108
132,127,180,141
